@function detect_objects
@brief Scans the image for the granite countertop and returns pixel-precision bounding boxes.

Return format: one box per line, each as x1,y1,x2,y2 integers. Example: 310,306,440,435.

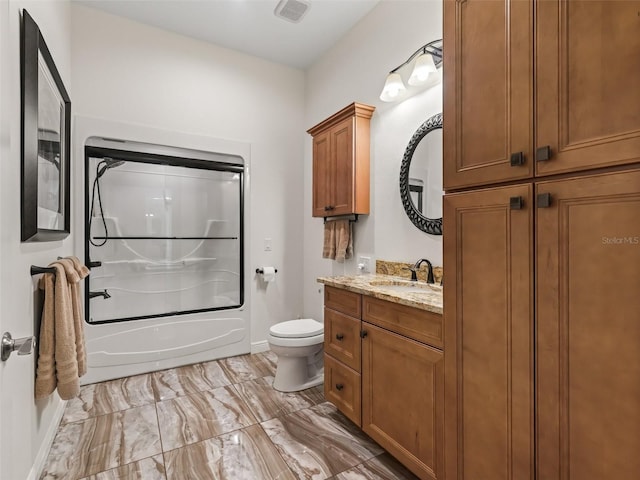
317,273,443,315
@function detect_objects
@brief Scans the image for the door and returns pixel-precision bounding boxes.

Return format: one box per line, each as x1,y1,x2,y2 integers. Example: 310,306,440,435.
312,129,331,217
361,323,443,480
443,184,534,480
443,0,533,190
536,169,640,479
536,0,640,176
330,118,355,216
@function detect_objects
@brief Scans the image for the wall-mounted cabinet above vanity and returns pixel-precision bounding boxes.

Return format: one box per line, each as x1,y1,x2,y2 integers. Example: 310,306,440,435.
307,103,375,218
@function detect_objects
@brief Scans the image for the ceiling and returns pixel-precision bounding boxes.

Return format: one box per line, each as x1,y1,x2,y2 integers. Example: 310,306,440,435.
75,0,381,69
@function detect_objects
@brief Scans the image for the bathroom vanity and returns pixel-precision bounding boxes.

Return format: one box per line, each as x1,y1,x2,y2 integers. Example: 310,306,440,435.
318,275,443,480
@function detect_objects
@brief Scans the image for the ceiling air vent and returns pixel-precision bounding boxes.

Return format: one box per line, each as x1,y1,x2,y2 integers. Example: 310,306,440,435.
274,0,311,23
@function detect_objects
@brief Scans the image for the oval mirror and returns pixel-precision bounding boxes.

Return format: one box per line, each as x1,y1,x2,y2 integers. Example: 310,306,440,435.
399,112,443,235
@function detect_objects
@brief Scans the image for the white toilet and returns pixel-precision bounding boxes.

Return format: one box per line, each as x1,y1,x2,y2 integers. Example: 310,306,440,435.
268,318,324,392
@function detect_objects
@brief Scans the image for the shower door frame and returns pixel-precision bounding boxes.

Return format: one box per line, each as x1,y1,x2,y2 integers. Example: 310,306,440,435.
84,145,245,325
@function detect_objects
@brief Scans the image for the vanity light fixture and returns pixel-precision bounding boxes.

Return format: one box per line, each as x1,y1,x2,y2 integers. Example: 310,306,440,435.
379,39,443,102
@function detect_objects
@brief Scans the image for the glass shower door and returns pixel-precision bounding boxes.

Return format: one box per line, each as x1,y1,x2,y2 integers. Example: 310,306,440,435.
86,152,243,323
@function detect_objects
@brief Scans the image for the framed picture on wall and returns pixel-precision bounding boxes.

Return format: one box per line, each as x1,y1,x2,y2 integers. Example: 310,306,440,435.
20,9,71,242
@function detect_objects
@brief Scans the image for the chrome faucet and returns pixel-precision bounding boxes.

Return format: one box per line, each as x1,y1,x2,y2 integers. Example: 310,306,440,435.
411,259,435,284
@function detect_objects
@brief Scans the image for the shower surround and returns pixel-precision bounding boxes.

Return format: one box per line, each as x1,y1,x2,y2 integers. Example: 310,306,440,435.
77,126,251,385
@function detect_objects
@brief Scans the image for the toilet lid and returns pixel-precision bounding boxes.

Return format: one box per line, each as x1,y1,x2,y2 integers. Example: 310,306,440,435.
270,319,323,338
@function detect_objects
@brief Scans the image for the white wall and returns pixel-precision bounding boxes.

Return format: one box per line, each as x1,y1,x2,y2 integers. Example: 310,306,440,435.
0,2,72,479
70,5,306,348
303,0,444,321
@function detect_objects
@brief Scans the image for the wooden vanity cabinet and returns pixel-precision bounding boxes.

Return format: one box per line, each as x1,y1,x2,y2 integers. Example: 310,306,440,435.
444,0,640,190
308,103,375,218
361,297,444,480
323,285,444,480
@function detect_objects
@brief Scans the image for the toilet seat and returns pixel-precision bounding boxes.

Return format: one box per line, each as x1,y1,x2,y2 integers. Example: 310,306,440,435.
270,319,323,338
268,332,324,348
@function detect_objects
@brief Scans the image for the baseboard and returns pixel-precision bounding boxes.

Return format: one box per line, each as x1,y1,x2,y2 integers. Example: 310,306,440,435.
27,397,66,480
251,340,270,354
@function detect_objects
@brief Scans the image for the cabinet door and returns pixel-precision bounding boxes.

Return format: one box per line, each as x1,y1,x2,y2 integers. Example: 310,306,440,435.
330,118,355,216
536,170,640,479
443,0,533,190
443,184,534,480
312,130,332,217
536,1,640,176
362,323,444,480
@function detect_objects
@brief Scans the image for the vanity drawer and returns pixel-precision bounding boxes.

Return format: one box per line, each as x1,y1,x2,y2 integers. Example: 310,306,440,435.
362,296,443,349
324,308,361,372
325,286,361,318
324,354,361,426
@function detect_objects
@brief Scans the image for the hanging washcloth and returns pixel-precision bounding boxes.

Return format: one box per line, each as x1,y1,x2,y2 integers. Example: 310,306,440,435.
335,219,353,263
323,221,337,259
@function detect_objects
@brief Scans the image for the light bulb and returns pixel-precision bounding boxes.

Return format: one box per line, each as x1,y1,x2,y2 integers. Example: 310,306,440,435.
379,72,407,102
408,52,437,86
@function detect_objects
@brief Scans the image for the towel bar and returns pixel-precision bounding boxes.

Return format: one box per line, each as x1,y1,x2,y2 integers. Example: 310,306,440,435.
30,265,56,276
323,214,359,224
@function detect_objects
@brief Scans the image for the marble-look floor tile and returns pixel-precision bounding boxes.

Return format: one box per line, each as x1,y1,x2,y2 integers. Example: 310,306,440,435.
328,453,419,480
234,376,324,422
251,350,278,376
78,455,166,480
62,374,156,424
152,360,232,401
41,405,161,480
261,402,384,480
218,353,273,384
157,386,257,451
164,424,296,480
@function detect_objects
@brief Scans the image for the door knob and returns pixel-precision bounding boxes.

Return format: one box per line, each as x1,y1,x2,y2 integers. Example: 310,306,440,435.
1,332,36,361
335,333,344,341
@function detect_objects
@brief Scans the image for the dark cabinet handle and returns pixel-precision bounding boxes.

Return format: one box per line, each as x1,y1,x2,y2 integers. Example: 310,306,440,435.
324,205,335,211
537,193,552,208
510,152,525,166
536,146,552,162
510,196,524,210
335,333,344,341
360,330,368,339
335,383,344,391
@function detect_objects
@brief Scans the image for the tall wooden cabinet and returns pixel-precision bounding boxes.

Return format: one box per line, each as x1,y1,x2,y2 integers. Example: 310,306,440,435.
444,0,640,190
536,171,640,479
444,1,640,479
443,185,534,480
307,103,375,217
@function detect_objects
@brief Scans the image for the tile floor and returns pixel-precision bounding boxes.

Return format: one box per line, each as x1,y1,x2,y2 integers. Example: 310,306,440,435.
40,351,418,480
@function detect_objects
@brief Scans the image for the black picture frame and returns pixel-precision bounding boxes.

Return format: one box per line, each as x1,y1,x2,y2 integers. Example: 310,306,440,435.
21,9,71,242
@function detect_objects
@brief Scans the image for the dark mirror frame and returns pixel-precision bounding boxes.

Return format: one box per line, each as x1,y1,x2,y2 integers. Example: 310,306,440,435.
21,9,71,242
399,112,443,235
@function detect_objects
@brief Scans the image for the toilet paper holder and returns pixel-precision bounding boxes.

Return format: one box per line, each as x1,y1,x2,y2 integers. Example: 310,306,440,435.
256,268,278,274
